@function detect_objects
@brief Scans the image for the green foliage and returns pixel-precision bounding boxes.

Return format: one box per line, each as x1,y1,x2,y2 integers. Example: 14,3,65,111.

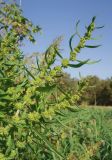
0,1,104,159
49,107,112,160
58,75,112,106
81,76,112,106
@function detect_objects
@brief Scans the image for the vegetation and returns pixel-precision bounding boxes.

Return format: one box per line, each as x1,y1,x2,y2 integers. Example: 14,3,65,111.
0,1,111,160
49,107,112,160
58,74,112,106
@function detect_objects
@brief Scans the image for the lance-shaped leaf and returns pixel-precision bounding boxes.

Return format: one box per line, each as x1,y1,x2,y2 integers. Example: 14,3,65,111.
55,48,63,59
77,59,101,65
69,33,76,52
32,130,64,158
24,67,36,80
85,45,101,48
76,20,80,29
86,59,101,64
36,56,41,71
68,59,90,68
95,25,104,29
0,112,5,118
3,63,15,66
92,16,96,22
0,77,12,81
38,84,56,92
55,111,66,117
76,20,81,38
0,95,11,101
0,70,4,77
45,48,54,66
0,89,7,97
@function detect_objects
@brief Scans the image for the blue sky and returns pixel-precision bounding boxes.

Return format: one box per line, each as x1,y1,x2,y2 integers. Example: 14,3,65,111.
18,0,112,79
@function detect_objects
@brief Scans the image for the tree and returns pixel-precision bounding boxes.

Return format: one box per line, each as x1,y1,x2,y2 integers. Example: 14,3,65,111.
96,78,112,106
80,76,112,106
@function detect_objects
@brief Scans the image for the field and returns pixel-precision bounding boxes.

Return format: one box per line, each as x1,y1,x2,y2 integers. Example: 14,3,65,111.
47,106,112,160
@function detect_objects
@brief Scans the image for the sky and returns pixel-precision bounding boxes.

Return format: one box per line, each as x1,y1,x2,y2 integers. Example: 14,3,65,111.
17,0,112,79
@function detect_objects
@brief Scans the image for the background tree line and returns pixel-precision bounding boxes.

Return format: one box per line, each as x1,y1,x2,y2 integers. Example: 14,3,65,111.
58,73,112,106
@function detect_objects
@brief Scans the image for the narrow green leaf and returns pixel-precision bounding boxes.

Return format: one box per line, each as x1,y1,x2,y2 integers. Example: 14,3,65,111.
76,20,80,29
19,79,28,87
0,78,12,80
45,49,50,65
55,118,71,129
0,70,4,77
25,67,36,80
69,33,76,52
95,26,104,29
86,59,101,64
55,111,66,117
0,112,5,118
92,16,96,22
38,84,56,92
55,48,63,59
0,95,11,101
36,56,41,71
33,130,64,158
3,63,14,66
77,59,101,65
68,59,90,68
75,20,81,37
85,45,101,48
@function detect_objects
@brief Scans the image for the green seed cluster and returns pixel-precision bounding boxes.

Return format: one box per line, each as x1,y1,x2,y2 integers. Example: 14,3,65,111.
61,58,69,68
70,19,95,61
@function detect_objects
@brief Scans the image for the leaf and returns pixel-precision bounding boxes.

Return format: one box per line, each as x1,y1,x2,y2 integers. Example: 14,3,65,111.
0,95,11,101
55,111,66,117
95,26,104,29
55,48,63,59
57,86,71,99
86,59,101,64
85,45,101,48
0,77,12,81
76,20,80,29
38,84,56,92
36,56,41,71
68,59,90,68
55,118,71,129
33,130,64,158
69,33,76,52
24,67,36,80
0,112,5,118
44,49,51,65
75,20,81,37
6,135,13,147
77,59,101,65
0,70,4,77
3,63,15,66
0,93,7,97
19,79,28,87
92,16,96,22
67,107,80,112
0,89,6,95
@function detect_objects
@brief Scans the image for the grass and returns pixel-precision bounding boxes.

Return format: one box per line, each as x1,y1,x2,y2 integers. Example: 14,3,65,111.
47,106,112,160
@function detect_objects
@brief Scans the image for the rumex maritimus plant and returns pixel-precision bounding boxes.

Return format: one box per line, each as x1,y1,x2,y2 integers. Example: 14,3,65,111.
0,1,103,159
